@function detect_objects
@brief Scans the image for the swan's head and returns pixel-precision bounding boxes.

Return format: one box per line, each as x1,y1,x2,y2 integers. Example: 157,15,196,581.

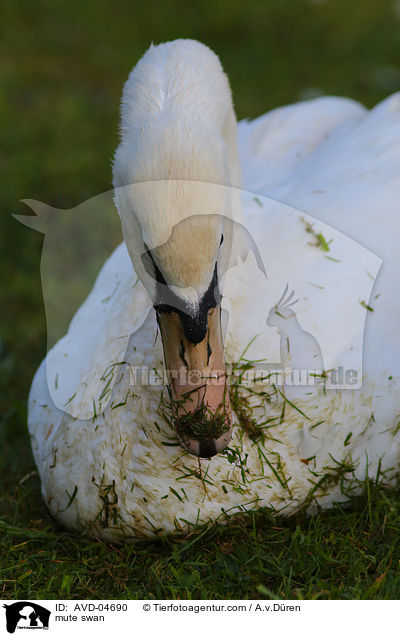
113,123,236,457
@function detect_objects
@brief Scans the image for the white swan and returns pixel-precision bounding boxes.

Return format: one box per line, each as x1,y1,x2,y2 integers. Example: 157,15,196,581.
27,39,400,541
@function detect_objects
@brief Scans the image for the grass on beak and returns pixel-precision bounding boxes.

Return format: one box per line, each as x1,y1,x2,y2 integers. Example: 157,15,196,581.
174,404,230,441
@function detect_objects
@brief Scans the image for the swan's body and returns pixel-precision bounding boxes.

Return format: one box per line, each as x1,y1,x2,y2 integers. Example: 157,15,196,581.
28,40,400,540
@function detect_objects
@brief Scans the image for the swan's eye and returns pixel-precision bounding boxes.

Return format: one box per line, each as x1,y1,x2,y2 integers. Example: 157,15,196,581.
142,244,167,285
220,234,224,246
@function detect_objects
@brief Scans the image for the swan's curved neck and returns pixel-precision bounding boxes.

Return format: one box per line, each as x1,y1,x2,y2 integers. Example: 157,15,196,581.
113,39,241,457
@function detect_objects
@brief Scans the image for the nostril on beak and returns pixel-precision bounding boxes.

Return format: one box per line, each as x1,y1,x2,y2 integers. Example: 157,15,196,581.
198,439,218,458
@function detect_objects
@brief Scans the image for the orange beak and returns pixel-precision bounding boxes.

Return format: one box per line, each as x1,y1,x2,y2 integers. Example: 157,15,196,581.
157,304,232,457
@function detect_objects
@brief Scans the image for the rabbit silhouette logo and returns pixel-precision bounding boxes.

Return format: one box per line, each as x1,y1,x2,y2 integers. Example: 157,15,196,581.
3,602,50,633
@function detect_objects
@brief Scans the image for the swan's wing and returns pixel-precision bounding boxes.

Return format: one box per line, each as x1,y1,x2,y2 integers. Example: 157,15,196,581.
42,242,153,419
223,193,381,389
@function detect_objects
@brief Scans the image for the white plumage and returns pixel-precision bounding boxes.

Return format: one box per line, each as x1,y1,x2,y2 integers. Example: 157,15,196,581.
28,40,400,540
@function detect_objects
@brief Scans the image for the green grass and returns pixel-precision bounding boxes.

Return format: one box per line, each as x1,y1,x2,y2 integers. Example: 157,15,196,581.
2,0,400,600
2,403,400,600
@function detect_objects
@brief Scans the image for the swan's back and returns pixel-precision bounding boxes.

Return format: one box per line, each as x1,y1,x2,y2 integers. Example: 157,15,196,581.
239,92,400,379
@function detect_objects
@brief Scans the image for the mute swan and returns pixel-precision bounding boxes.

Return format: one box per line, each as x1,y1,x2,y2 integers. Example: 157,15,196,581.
27,39,400,541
